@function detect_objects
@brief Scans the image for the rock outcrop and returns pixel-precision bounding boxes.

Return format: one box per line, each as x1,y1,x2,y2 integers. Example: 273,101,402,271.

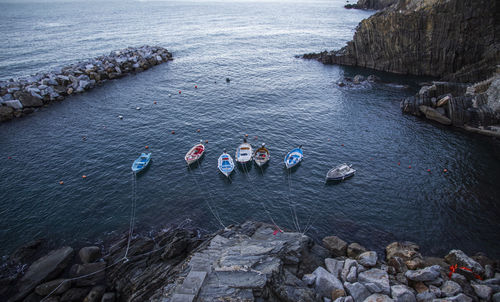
305,0,499,83
0,45,172,122
345,0,397,10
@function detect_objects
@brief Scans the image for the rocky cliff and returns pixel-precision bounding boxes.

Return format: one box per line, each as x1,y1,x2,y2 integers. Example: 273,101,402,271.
306,0,499,83
345,0,397,10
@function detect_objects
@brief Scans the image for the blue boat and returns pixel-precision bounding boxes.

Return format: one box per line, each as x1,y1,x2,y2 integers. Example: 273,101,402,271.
284,145,303,169
131,153,151,173
218,150,235,177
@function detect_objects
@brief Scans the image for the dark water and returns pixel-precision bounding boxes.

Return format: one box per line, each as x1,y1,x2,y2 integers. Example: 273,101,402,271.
1,0,499,258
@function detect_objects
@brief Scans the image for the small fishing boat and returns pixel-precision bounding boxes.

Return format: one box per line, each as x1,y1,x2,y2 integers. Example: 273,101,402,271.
326,163,356,181
284,145,303,169
218,150,235,177
235,138,253,164
185,141,205,165
131,153,151,173
253,143,270,167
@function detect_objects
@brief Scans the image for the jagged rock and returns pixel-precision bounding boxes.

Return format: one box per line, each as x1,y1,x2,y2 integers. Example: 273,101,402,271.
314,266,345,298
433,293,472,302
358,269,390,295
444,250,484,276
323,236,348,257
34,279,71,296
18,92,43,108
388,257,407,273
78,247,101,264
364,293,394,302
83,285,105,302
471,284,493,300
345,282,372,302
100,292,115,302
326,258,345,278
349,0,397,10
60,287,91,302
347,266,358,283
405,266,441,282
440,281,462,297
348,243,367,259
332,288,347,300
419,105,452,125
428,285,441,299
302,273,316,286
342,259,359,282
12,247,73,301
391,285,416,302
385,242,422,263
415,291,435,302
69,262,106,287
358,252,378,268
486,75,500,112
4,100,23,110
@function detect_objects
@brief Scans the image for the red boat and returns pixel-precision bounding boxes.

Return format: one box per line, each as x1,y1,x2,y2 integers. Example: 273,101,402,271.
185,141,205,165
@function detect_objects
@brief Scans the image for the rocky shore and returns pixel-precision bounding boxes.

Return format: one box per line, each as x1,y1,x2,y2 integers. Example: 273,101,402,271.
344,0,397,10
1,221,499,302
0,46,172,123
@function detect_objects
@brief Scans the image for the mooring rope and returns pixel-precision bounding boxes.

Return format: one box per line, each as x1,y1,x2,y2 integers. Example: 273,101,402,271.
124,172,138,260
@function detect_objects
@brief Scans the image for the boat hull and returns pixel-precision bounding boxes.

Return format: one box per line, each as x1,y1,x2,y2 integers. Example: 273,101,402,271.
132,153,152,173
284,147,303,169
185,143,205,165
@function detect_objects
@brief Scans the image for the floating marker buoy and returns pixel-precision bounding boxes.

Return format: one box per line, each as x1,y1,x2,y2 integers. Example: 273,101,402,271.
244,134,248,137
136,107,141,110
194,85,197,89
82,175,87,179
178,90,181,94
8,156,12,159
328,139,331,141
59,181,64,185
154,101,157,104
197,129,200,132
171,130,175,134
408,165,411,169
145,145,149,149
205,140,208,143
397,162,400,166
168,94,172,97
341,144,344,147
226,78,230,83
427,169,431,172
444,168,448,173
254,136,258,140
118,115,123,119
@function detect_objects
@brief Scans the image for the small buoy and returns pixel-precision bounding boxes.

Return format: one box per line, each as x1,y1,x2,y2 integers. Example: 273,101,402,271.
136,107,141,110
408,165,411,169
82,175,87,179
341,144,344,147
205,140,208,143
171,130,175,134
178,90,181,94
397,162,400,166
328,138,331,141
82,136,87,141
145,145,149,149
196,129,200,133
59,181,64,185
8,156,12,159
226,78,230,83
244,134,248,137
153,101,157,104
254,136,258,140
194,85,198,89
444,168,448,173
168,94,172,97
118,115,123,119
427,169,431,172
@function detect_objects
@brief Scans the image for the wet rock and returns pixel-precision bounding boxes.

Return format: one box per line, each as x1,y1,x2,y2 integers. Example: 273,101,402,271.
344,282,371,302
358,268,390,295
391,285,416,302
471,284,493,300
419,105,452,125
13,247,73,301
323,236,348,257
358,252,378,268
100,292,115,302
367,75,381,82
69,262,106,287
484,265,495,279
83,285,105,302
405,266,441,282
364,293,394,302
34,279,71,296
348,243,367,259
326,258,345,278
78,247,101,264
313,266,345,298
60,287,91,302
445,250,484,276
440,281,462,297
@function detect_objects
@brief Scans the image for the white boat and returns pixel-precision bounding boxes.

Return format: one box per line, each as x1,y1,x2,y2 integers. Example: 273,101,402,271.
235,138,253,164
253,143,270,167
326,163,356,181
185,141,205,165
218,150,235,177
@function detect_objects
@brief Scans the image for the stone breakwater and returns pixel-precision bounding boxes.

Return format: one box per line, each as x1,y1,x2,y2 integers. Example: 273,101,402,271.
0,46,172,123
303,0,499,83
1,221,499,302
400,73,500,137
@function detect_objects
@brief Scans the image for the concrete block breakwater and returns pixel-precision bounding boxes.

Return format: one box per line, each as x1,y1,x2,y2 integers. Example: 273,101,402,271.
0,45,172,122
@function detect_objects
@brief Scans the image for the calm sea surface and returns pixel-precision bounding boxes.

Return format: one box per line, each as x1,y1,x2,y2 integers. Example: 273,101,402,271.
1,0,499,258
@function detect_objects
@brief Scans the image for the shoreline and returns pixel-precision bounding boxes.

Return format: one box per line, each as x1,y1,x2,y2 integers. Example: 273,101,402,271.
1,221,498,301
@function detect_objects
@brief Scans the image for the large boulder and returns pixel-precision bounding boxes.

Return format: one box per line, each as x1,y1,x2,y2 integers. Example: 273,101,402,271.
78,246,101,264
69,262,106,287
444,250,484,276
323,236,348,257
358,252,378,268
18,92,43,108
440,281,462,297
471,284,493,300
348,243,367,259
385,242,423,270
404,266,441,282
326,258,345,278
345,282,371,302
13,246,73,301
342,259,359,282
358,268,390,295
313,266,345,298
390,285,416,302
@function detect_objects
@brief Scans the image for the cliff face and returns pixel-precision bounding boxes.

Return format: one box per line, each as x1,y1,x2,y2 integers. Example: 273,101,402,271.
345,0,398,10
308,0,499,83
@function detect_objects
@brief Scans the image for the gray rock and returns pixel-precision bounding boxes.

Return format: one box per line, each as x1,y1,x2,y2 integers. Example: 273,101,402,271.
389,257,407,273
345,296,354,302
313,266,345,298
3,93,13,100
391,285,416,302
347,266,358,283
326,258,345,278
416,291,435,302
79,246,101,264
364,293,394,302
61,287,91,302
358,252,378,268
432,293,472,302
69,262,106,287
100,292,115,302
440,281,462,297
492,292,500,302
18,92,43,107
444,250,484,275
428,285,441,299
405,266,441,282
4,99,23,110
7,87,20,93
345,282,371,302
35,278,71,296
302,273,316,286
484,265,495,279
343,259,359,282
425,278,443,287
13,246,73,301
358,269,391,295
84,285,106,302
348,243,368,258
419,105,452,125
323,236,348,257
471,284,493,300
